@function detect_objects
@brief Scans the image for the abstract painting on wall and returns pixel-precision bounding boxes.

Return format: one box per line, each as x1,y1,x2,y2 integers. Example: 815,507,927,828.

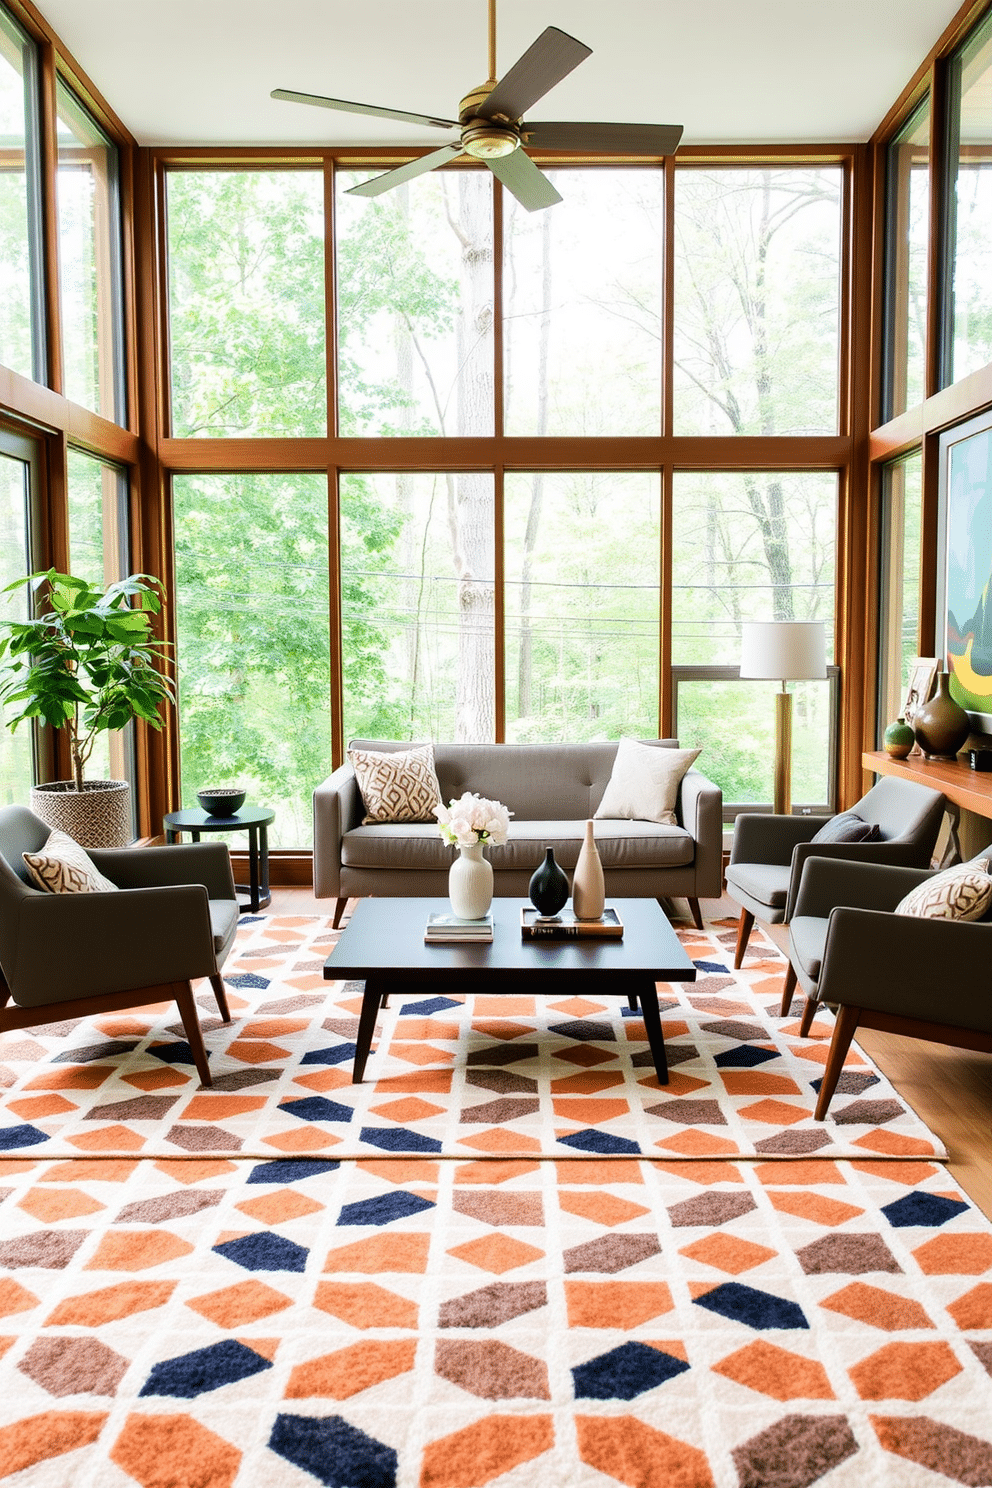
939,407,992,731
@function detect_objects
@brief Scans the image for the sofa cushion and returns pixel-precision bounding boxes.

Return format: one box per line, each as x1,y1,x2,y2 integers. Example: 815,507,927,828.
895,859,992,922
724,862,790,911
348,743,442,824
595,739,700,825
23,830,119,894
341,819,695,873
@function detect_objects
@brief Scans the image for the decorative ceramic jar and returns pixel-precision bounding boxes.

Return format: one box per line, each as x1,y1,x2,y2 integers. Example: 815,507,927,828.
529,847,569,917
448,841,494,920
571,819,606,920
913,672,971,760
882,717,915,759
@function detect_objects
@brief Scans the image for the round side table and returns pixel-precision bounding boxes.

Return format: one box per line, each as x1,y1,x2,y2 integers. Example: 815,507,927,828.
164,805,275,912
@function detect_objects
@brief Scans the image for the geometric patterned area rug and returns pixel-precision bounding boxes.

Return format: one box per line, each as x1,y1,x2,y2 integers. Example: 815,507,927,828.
0,914,946,1163
0,1155,991,1486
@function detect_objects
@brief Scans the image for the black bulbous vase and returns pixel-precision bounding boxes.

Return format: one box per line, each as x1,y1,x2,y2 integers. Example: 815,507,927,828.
529,847,569,917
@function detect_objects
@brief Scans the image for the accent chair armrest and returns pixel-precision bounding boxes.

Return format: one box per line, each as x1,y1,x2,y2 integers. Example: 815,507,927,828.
784,837,935,920
91,842,237,901
680,769,723,899
791,856,933,921
729,813,825,867
313,764,363,899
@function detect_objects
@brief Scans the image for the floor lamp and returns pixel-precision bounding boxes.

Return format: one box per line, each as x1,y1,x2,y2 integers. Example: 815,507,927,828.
739,621,827,815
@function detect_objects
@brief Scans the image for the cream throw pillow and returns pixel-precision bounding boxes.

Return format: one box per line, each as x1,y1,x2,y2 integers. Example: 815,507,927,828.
23,829,119,894
349,743,442,825
594,740,701,825
895,857,992,922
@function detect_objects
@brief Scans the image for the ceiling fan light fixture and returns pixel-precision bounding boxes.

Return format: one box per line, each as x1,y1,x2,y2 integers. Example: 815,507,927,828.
461,122,520,158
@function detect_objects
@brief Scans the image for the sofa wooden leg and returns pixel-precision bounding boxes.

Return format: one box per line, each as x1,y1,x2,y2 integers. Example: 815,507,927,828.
779,962,797,1017
332,896,349,929
815,1004,862,1119
209,973,231,1024
734,909,755,969
174,980,212,1086
799,994,818,1038
687,897,704,931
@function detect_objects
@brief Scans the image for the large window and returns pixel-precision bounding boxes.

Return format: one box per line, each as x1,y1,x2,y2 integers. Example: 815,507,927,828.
0,8,42,382
877,452,923,738
884,101,930,417
0,445,33,803
946,10,992,385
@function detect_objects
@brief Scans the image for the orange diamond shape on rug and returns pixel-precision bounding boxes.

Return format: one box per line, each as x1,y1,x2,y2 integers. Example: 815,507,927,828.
68,1125,146,1153
914,1233,992,1274
0,1279,39,1318
236,1191,323,1224
790,1041,864,1067
713,1339,834,1400
768,1192,865,1226
947,1283,992,1330
419,1413,554,1488
153,1160,236,1184
46,1281,176,1327
565,1281,673,1328
285,1340,417,1399
95,1017,154,1036
286,975,326,991
552,1098,629,1124
0,1410,108,1478
651,1160,744,1186
548,998,607,1018
472,996,531,1017
294,1069,351,1091
8,1094,77,1119
637,1071,709,1097
854,1130,936,1157
679,1233,777,1275
656,1129,739,1156
85,1231,194,1271
459,1129,542,1154
396,1018,460,1041
225,1039,292,1064
470,1020,535,1041
559,1192,650,1227
738,1098,812,1126
721,1072,802,1096
626,1018,689,1040
554,1045,618,1068
447,1234,544,1274
358,1159,440,1183
370,1097,445,1123
755,1160,845,1186
240,1017,309,1038
324,1233,431,1274
111,1412,240,1488
43,1159,138,1183
576,1415,713,1488
369,1071,454,1094
456,1160,540,1185
850,1160,939,1184
122,1069,191,1091
185,1280,293,1327
180,1095,267,1120
850,1341,962,1400
782,1018,834,1040
24,1066,115,1091
820,1283,933,1332
263,1129,342,1153
550,1072,625,1094
388,1043,455,1067
17,1188,105,1223
312,1282,418,1329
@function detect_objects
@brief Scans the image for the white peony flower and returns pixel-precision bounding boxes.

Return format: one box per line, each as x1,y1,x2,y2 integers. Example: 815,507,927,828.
435,791,513,847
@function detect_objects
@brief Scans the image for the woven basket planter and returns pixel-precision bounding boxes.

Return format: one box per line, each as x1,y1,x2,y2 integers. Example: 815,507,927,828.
30,780,132,849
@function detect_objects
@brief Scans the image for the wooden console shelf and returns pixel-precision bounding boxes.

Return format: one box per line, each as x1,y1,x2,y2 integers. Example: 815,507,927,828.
862,750,992,821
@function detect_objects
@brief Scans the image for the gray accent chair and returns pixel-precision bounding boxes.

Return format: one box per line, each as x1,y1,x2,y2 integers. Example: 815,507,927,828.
314,739,723,930
725,777,946,968
0,804,238,1087
782,852,992,1119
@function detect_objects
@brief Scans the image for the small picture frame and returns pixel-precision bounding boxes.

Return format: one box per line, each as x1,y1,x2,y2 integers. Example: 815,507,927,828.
903,657,939,727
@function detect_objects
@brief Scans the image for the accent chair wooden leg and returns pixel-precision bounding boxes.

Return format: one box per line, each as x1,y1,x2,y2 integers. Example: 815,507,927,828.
209,973,231,1023
734,909,755,969
174,980,212,1086
332,896,349,929
627,993,639,1010
815,1004,862,1119
687,897,704,931
799,994,818,1038
779,962,797,1017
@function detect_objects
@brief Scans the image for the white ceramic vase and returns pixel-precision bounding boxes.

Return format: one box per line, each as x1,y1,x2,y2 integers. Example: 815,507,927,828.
448,841,494,920
572,818,606,920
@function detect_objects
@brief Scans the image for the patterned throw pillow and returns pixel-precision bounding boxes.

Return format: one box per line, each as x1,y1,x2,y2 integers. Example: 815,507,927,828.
348,744,442,825
895,858,992,922
23,829,119,894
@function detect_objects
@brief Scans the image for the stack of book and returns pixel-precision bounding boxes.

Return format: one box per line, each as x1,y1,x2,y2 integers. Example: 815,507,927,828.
520,907,624,939
424,911,494,944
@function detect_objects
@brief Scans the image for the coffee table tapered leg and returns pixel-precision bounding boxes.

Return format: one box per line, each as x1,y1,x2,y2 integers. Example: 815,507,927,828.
353,977,386,1083
636,979,669,1085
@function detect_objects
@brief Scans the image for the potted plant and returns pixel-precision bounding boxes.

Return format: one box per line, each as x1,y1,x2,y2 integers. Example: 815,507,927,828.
0,569,175,847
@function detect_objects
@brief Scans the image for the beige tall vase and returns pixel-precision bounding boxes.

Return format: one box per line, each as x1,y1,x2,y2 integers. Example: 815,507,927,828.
572,819,606,920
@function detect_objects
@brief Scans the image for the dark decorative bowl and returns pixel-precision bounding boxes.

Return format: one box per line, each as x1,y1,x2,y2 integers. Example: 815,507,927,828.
197,787,246,816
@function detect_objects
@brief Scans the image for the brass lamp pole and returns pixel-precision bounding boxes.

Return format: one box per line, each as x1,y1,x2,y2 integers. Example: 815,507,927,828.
740,621,827,815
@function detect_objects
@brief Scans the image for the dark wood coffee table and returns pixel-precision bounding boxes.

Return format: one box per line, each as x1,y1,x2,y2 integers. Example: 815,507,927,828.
323,896,696,1084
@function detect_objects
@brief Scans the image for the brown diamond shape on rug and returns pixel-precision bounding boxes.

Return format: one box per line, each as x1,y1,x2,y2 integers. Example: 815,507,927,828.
321,1019,361,1036
257,994,324,1013
548,1020,617,1043
732,1413,858,1488
115,1191,223,1224
555,1046,618,1068
830,1099,905,1126
754,1130,835,1155
646,1098,728,1126
83,1097,179,1123
165,1125,243,1153
563,1234,661,1274
435,1339,550,1400
465,1071,539,1095
460,1099,540,1124
208,1070,282,1091
872,1414,992,1484
667,1192,757,1227
465,1044,541,1067
452,1192,544,1227
796,1234,901,1275
970,1341,992,1377
633,1042,699,1069
700,1020,769,1041
439,1281,547,1328
0,1231,88,1269
19,1337,129,1398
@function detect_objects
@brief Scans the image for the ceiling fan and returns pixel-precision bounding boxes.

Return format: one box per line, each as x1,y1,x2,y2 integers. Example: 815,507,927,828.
271,0,682,212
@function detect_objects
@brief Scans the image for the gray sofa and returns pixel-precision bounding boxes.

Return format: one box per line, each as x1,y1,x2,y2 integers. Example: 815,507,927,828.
313,739,723,927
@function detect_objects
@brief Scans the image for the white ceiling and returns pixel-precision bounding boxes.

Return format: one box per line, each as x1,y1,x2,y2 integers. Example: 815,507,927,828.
37,0,961,148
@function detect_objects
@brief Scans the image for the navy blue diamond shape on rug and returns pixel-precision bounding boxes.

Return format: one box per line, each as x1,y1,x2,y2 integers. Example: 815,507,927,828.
572,1341,690,1400
882,1191,970,1228
140,1339,272,1398
557,1129,641,1155
225,972,270,990
713,1045,781,1068
694,959,729,972
401,996,462,1015
269,1413,396,1488
300,1044,357,1066
213,1232,309,1272
359,1125,442,1154
693,1282,808,1330
247,1158,340,1185
0,1124,49,1151
279,1097,354,1123
147,1040,207,1067
238,915,267,925
338,1191,435,1227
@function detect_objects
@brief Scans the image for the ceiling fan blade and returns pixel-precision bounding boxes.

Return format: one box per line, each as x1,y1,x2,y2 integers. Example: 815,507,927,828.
346,144,466,199
523,121,684,155
486,150,563,212
478,27,591,124
271,88,458,132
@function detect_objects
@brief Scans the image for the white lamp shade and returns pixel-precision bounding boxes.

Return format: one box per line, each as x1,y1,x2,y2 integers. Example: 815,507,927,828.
739,620,827,681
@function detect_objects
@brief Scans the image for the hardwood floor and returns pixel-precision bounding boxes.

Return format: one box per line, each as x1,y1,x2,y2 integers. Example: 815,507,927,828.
267,886,992,1220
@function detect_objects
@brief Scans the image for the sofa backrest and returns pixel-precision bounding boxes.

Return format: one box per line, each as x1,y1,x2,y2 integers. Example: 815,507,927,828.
347,739,686,821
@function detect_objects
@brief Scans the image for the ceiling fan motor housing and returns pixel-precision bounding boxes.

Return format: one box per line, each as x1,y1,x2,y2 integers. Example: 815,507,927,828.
459,83,520,158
